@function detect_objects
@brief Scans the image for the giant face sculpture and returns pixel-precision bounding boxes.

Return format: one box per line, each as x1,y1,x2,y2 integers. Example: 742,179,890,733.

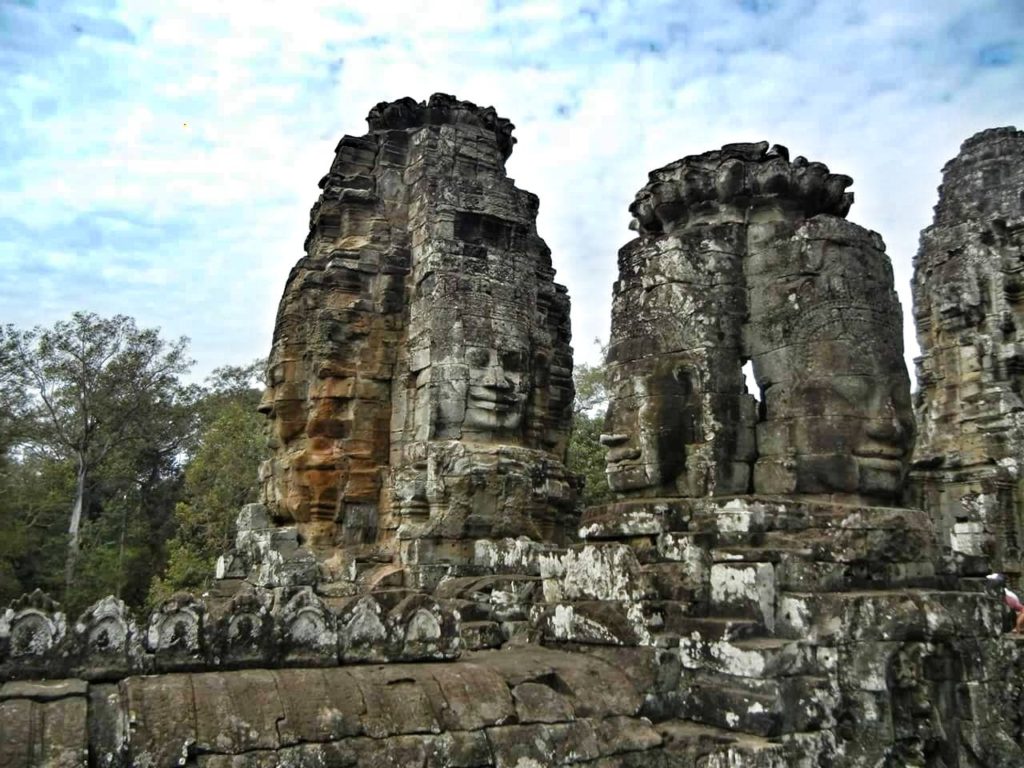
257,96,576,577
605,142,914,504
427,323,534,444
407,210,566,450
747,217,915,500
389,214,575,550
463,346,528,433
752,304,915,499
601,355,702,493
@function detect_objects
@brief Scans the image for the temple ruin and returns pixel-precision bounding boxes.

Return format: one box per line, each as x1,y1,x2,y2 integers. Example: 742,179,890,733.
253,94,575,591
911,127,1024,582
2,98,1024,767
602,142,913,502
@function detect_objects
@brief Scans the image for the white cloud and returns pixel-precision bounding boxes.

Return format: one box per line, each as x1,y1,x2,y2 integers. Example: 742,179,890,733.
0,0,1021,381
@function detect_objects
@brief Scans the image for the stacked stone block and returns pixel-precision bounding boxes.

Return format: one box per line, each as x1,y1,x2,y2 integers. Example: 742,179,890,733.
526,496,1023,766
911,126,1024,579
603,142,913,506
258,94,575,590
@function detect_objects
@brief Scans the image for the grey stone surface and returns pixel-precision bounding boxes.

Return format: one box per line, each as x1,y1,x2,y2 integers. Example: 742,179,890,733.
910,126,1024,579
602,142,914,504
253,93,575,591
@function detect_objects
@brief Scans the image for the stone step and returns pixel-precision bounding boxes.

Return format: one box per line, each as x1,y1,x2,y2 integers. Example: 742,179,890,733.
672,670,834,737
711,548,941,592
678,634,816,678
711,545,813,563
668,616,763,642
674,683,781,736
759,525,935,565
778,559,939,592
656,720,830,766
707,562,775,630
775,588,1001,642
459,620,503,650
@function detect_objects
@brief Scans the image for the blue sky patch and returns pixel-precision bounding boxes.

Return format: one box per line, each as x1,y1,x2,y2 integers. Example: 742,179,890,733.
1,0,1022,377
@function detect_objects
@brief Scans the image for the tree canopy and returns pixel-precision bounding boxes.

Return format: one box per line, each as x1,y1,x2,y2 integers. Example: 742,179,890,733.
566,343,613,508
0,313,265,614
149,362,265,604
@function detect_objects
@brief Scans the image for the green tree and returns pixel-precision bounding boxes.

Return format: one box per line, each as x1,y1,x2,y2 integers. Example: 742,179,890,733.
149,362,265,603
0,325,29,452
0,325,32,600
566,343,613,508
0,452,73,604
4,313,193,597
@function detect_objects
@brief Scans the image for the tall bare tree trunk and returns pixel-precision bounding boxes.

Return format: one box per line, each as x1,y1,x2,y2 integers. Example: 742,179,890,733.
116,502,128,599
65,459,86,595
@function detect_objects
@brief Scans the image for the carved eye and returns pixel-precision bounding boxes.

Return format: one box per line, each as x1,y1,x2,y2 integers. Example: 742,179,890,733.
673,367,693,396
466,349,490,367
268,363,287,387
502,351,524,371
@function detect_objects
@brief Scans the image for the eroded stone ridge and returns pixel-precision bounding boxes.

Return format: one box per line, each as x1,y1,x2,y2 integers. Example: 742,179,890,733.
0,588,460,683
911,126,1024,578
603,143,913,503
257,93,574,586
629,141,854,236
366,93,516,160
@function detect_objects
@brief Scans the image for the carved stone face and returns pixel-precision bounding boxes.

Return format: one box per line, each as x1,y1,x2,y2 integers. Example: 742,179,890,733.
601,356,701,493
463,346,527,434
608,149,914,503
754,306,915,500
259,358,359,525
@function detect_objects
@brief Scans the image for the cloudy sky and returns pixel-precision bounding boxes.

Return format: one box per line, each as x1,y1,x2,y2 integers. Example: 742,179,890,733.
2,0,1022,381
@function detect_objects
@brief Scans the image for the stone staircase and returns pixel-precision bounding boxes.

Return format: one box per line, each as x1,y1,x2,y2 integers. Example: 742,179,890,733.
512,495,1011,766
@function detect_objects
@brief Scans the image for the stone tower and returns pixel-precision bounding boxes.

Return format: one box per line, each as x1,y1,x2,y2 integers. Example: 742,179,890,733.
911,126,1024,577
602,142,914,503
257,94,575,584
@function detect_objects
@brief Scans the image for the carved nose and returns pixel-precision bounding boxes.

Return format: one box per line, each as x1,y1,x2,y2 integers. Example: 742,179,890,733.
864,400,913,459
599,433,629,447
866,400,904,441
257,388,275,416
482,365,512,389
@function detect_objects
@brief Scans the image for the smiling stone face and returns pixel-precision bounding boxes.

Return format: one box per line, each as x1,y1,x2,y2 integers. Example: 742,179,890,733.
464,346,527,433
752,311,915,500
747,218,915,501
602,355,703,493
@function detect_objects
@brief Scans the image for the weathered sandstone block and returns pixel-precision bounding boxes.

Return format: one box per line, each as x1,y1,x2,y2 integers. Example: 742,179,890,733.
256,94,575,584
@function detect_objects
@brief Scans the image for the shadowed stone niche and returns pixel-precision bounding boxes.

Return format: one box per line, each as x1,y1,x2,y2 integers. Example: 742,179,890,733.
257,94,574,586
911,127,1024,577
602,142,915,503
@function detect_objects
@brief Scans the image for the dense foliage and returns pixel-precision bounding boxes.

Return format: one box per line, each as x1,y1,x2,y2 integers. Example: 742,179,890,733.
0,314,264,616
0,314,612,615
148,362,265,604
566,346,613,508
